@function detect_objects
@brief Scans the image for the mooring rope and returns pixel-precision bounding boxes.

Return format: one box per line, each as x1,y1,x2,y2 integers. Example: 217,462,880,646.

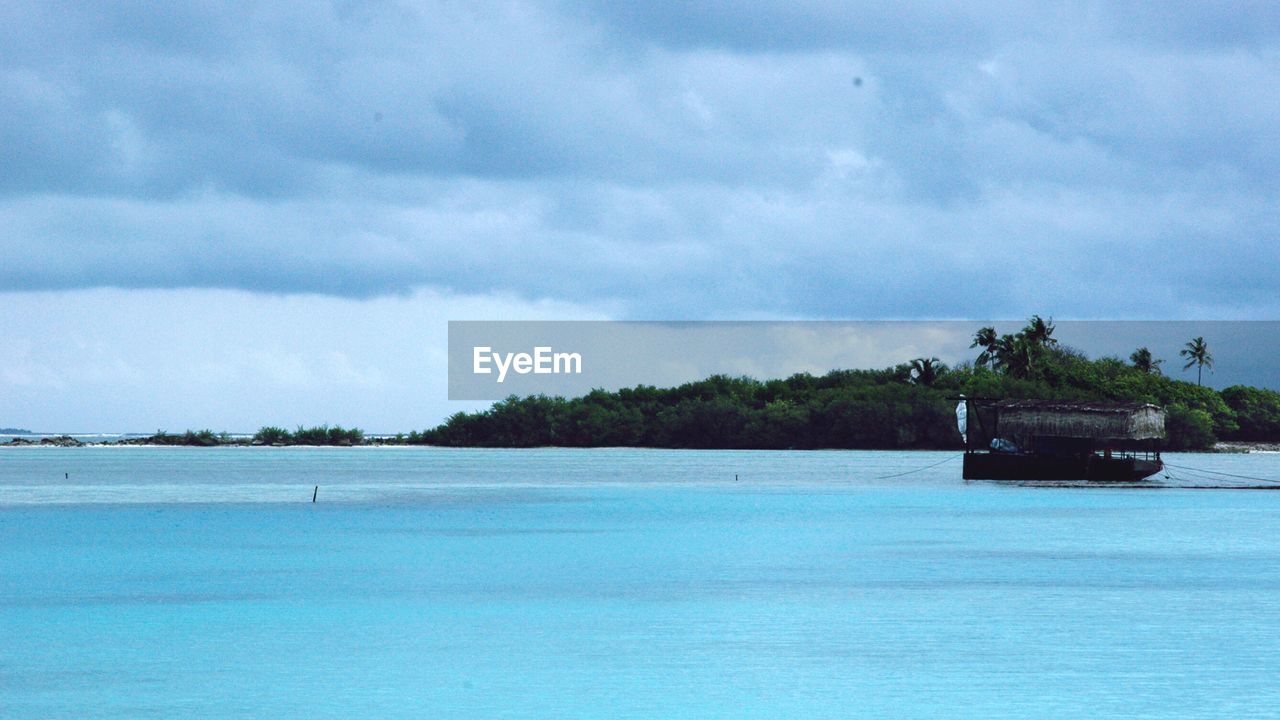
1159,464,1240,488
875,455,1277,487
1163,463,1221,483
875,453,958,479
1161,461,1280,485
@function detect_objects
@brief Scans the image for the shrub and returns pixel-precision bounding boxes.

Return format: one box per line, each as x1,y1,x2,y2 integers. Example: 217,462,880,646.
1165,405,1216,451
1220,386,1280,441
253,426,291,445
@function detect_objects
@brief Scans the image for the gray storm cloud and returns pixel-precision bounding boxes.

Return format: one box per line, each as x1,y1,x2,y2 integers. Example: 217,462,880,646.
1,1,1278,318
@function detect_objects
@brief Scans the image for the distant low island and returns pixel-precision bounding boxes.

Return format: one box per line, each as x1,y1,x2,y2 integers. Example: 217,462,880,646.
417,318,1279,452
8,318,1280,452
6,426,367,448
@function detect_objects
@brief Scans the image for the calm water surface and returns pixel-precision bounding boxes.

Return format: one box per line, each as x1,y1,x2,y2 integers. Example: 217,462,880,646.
2,447,1278,718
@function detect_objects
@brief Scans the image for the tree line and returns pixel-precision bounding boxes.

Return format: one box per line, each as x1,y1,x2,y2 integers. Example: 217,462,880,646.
93,319,1280,451
415,318,1280,451
123,425,366,446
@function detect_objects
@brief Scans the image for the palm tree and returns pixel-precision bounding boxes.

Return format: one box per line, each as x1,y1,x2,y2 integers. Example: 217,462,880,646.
1022,315,1058,348
1130,347,1163,375
970,327,998,368
994,334,1034,378
970,317,1057,378
1180,337,1214,386
909,357,945,386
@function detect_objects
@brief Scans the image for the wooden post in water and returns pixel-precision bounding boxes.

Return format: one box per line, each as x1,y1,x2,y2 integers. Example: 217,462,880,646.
312,485,318,503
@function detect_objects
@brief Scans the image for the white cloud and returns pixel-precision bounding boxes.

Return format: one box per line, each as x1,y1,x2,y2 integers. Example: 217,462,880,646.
0,1,1277,430
0,287,608,431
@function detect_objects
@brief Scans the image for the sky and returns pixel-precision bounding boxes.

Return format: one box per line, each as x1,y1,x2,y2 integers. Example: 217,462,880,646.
2,2,1279,431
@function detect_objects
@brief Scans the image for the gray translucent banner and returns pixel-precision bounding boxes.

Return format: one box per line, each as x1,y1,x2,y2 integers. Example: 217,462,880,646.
448,320,1280,400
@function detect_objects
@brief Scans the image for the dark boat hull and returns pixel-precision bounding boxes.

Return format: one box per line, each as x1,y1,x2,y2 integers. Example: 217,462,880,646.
963,452,1163,482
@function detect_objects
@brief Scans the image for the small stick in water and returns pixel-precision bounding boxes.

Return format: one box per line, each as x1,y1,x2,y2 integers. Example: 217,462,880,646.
312,485,318,503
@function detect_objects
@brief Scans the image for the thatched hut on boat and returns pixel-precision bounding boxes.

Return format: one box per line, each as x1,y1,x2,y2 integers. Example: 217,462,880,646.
958,398,1166,481
993,400,1165,445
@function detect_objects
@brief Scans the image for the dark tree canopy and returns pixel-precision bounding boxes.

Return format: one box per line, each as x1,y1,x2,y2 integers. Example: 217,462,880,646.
108,322,1278,454
415,321,1261,452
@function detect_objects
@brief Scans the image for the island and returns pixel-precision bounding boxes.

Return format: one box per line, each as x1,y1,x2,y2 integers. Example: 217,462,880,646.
6,319,1280,452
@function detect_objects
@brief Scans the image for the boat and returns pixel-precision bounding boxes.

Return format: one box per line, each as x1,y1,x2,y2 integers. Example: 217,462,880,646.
956,398,1165,482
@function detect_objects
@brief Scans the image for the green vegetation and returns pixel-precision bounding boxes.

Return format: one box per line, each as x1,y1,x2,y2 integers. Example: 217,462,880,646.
253,424,364,446
253,426,291,444
135,425,366,446
284,424,365,446
1129,347,1163,375
413,318,1280,452
147,429,228,447
1180,336,1214,386
18,319,1279,453
1220,386,1280,441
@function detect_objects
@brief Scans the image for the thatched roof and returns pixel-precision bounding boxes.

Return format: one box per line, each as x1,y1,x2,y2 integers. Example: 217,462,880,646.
994,400,1165,441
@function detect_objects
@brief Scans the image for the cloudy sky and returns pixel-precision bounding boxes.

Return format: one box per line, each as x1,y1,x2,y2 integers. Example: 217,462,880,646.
3,2,1278,431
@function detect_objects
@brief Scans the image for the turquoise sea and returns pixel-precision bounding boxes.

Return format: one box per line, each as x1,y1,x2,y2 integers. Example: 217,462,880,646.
2,447,1279,718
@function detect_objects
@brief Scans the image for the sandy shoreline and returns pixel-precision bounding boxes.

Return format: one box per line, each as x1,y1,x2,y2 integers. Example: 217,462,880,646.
1214,442,1280,453
7,436,1280,453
